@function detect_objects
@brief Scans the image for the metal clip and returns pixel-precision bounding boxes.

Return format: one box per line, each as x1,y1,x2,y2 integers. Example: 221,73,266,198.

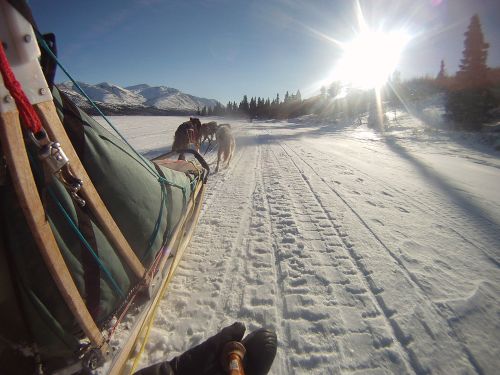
30,130,86,207
39,141,69,174
58,164,85,207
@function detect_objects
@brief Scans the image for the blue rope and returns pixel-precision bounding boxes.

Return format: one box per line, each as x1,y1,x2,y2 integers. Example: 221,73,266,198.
36,32,187,196
48,189,126,298
141,181,167,262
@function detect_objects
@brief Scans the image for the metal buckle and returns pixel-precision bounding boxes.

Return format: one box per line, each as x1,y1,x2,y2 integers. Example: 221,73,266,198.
30,130,86,206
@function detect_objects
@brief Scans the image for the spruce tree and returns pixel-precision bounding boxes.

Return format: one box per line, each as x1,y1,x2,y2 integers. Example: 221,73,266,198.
445,14,494,130
457,14,489,88
436,60,446,80
239,95,249,115
249,97,257,118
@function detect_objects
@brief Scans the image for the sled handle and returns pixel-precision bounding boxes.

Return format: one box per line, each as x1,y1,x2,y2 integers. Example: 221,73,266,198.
221,341,246,375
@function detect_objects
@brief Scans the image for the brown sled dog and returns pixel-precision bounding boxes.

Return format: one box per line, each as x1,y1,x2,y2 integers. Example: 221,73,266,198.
215,124,235,172
171,117,202,159
201,121,218,144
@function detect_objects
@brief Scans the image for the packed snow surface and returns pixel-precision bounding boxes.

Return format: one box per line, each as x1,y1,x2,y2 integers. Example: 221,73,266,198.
96,112,500,374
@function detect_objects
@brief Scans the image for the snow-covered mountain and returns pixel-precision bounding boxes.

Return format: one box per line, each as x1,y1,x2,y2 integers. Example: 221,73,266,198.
57,81,219,114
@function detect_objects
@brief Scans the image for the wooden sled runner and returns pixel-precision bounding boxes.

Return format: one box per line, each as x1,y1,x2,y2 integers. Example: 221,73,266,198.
0,1,208,373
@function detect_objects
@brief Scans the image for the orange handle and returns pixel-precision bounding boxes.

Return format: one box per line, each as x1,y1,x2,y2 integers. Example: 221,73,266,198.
221,341,246,375
227,352,246,375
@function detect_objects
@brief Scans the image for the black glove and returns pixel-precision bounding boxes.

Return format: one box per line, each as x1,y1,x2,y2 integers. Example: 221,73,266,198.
135,322,245,375
170,322,246,375
242,328,277,375
135,322,277,375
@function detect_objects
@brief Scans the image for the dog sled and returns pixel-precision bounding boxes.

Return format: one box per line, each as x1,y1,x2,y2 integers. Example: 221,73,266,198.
0,1,208,373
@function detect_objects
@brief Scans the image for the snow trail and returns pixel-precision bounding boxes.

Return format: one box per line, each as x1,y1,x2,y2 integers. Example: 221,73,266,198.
98,115,500,374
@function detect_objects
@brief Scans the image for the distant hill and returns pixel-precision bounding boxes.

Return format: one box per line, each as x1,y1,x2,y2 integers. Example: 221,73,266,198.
57,81,219,116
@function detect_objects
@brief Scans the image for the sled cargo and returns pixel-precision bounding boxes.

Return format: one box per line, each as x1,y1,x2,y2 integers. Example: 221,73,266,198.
0,1,208,373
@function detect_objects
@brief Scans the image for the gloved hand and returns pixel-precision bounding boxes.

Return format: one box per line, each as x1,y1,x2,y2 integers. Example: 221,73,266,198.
135,322,277,375
135,322,245,375
170,322,246,375
242,328,277,375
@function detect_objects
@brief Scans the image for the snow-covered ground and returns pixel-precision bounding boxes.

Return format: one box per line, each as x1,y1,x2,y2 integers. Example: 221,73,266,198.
97,111,500,374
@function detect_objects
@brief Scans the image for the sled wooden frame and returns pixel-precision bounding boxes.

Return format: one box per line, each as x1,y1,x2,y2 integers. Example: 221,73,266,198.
108,178,206,375
0,109,111,358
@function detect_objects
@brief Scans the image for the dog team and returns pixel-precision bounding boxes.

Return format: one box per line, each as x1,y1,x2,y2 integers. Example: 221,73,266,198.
171,117,235,172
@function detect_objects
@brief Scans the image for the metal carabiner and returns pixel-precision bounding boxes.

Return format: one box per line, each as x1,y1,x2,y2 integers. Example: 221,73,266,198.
29,130,86,206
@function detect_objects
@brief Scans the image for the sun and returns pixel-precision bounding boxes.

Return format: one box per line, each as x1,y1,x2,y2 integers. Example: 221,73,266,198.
335,30,410,90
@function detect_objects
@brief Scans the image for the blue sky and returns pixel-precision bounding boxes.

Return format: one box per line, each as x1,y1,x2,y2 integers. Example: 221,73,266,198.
30,0,500,104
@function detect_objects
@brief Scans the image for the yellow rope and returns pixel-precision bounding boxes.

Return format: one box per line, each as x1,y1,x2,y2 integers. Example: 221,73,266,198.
129,195,197,374
128,256,179,374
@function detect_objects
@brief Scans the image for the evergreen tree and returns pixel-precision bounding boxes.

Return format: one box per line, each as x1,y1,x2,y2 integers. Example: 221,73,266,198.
201,106,207,116
265,98,271,118
457,14,489,88
239,95,249,115
436,59,447,80
249,97,257,118
445,14,494,130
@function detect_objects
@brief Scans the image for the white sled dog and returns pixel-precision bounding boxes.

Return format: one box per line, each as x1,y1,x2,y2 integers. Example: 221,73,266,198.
215,124,235,172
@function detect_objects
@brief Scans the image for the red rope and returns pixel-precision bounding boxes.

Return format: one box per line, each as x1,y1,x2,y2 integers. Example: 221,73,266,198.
0,43,43,133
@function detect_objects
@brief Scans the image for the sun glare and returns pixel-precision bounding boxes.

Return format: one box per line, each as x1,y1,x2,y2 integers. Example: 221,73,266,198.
335,30,410,89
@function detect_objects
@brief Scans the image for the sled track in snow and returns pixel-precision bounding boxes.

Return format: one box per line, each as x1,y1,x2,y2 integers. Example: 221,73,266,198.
261,140,413,374
277,141,483,374
279,143,429,296
244,144,289,374
291,141,499,267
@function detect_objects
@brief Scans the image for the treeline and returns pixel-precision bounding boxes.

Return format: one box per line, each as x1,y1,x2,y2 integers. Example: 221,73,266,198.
200,14,498,131
197,90,308,119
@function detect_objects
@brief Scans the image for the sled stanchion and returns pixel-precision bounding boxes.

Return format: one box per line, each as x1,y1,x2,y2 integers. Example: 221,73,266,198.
0,110,110,359
34,101,146,280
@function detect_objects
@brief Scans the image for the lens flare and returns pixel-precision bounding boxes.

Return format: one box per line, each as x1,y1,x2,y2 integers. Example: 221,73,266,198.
335,30,410,89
